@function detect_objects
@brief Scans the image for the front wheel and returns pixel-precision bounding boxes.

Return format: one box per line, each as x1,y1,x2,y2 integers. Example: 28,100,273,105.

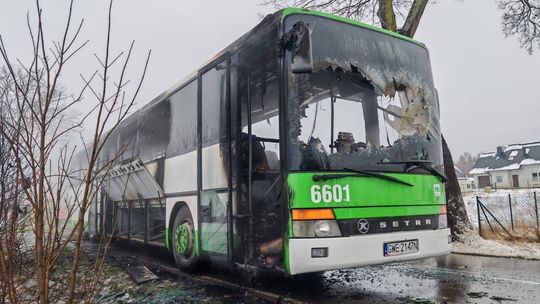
172,206,198,272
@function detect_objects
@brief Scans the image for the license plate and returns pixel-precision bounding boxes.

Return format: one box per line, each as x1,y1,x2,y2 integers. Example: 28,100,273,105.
383,239,419,257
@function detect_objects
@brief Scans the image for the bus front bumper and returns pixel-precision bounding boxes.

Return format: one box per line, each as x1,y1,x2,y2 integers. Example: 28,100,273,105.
287,228,451,275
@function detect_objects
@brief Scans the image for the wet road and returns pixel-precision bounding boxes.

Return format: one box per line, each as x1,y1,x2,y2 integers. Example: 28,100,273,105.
103,241,539,304
251,254,540,303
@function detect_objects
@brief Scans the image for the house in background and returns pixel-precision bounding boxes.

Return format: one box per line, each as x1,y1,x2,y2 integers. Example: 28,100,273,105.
455,166,475,193
469,141,540,189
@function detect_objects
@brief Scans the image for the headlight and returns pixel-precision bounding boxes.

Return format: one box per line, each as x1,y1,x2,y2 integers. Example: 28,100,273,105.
292,220,342,237
314,220,331,236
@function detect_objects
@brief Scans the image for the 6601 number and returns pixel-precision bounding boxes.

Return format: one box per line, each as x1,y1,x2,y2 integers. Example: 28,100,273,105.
310,184,350,204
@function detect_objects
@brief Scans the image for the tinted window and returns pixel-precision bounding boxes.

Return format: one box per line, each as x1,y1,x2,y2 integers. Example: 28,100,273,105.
201,65,227,145
100,129,119,164
118,113,139,161
138,100,170,161
167,81,198,156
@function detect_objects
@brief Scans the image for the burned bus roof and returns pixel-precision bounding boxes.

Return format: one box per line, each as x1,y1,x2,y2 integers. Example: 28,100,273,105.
115,8,426,134
280,8,425,48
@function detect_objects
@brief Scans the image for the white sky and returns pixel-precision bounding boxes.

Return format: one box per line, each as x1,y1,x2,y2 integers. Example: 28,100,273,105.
1,0,539,157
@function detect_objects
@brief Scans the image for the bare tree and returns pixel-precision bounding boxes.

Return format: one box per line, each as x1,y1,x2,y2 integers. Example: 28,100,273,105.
0,0,150,302
0,69,25,304
499,0,540,54
264,0,427,34
456,152,478,177
263,0,415,27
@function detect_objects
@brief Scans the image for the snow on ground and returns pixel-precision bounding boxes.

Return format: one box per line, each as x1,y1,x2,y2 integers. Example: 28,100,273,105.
453,231,540,260
455,188,540,260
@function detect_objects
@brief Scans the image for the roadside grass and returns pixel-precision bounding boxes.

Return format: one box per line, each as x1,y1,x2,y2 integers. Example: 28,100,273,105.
478,224,540,243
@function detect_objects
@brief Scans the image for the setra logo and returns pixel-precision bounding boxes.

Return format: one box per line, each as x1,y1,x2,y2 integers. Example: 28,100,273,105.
357,219,370,234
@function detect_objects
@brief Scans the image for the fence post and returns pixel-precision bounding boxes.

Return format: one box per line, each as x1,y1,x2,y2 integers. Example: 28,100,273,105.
508,193,514,231
476,196,482,235
534,191,539,233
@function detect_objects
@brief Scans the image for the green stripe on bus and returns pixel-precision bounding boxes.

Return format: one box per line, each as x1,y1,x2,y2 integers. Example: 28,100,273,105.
332,205,441,220
165,227,170,250
281,8,425,48
284,237,291,275
287,172,445,210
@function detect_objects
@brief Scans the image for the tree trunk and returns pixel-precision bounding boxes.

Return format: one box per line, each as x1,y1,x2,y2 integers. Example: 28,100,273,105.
442,135,472,239
400,0,429,37
377,0,397,31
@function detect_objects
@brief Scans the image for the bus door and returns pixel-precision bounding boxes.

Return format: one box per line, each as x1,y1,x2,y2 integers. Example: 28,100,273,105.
236,53,282,266
198,57,233,262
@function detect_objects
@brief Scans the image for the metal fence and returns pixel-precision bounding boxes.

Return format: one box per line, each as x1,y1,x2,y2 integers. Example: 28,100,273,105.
476,192,539,241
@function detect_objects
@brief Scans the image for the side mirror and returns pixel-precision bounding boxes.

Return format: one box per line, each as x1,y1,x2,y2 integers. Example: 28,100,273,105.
289,22,313,74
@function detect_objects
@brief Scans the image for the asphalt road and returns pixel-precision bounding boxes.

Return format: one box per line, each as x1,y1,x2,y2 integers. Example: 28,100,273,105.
102,241,540,304
264,254,540,303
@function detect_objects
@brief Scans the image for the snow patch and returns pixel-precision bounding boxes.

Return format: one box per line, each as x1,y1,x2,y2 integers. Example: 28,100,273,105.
488,163,521,171
505,142,540,151
469,167,489,175
453,232,540,260
478,152,495,158
521,158,540,166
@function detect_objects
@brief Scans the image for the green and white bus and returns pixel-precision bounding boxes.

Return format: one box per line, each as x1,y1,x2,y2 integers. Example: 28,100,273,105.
82,8,451,275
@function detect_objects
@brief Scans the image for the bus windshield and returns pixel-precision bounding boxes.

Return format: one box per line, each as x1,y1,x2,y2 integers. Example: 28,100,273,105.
285,14,443,174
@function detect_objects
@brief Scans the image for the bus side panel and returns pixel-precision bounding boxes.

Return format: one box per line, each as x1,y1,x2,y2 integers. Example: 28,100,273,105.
163,151,198,194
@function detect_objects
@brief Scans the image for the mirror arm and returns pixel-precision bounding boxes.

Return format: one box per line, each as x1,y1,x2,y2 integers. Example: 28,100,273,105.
280,21,313,74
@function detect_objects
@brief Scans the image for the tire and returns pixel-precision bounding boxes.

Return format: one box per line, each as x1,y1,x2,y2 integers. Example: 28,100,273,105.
171,205,198,272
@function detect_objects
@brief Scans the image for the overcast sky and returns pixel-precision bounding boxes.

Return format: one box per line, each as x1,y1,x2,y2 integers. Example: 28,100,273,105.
1,0,539,157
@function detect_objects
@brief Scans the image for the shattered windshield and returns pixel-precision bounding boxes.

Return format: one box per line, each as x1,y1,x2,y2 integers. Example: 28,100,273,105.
285,14,443,173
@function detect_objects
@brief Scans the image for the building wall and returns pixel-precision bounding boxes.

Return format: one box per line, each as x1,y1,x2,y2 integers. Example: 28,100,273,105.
482,164,540,189
518,164,540,188
489,171,512,189
458,178,475,193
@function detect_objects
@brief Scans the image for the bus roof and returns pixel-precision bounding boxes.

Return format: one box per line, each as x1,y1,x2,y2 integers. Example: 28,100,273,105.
280,8,425,47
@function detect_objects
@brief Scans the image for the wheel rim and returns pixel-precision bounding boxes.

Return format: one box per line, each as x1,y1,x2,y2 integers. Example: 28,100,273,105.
175,221,193,256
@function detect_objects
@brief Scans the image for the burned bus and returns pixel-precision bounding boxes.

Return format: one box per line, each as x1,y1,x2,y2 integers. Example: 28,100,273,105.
83,8,451,275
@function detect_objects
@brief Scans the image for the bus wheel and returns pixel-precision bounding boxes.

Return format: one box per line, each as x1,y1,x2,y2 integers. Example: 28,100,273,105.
172,206,198,272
